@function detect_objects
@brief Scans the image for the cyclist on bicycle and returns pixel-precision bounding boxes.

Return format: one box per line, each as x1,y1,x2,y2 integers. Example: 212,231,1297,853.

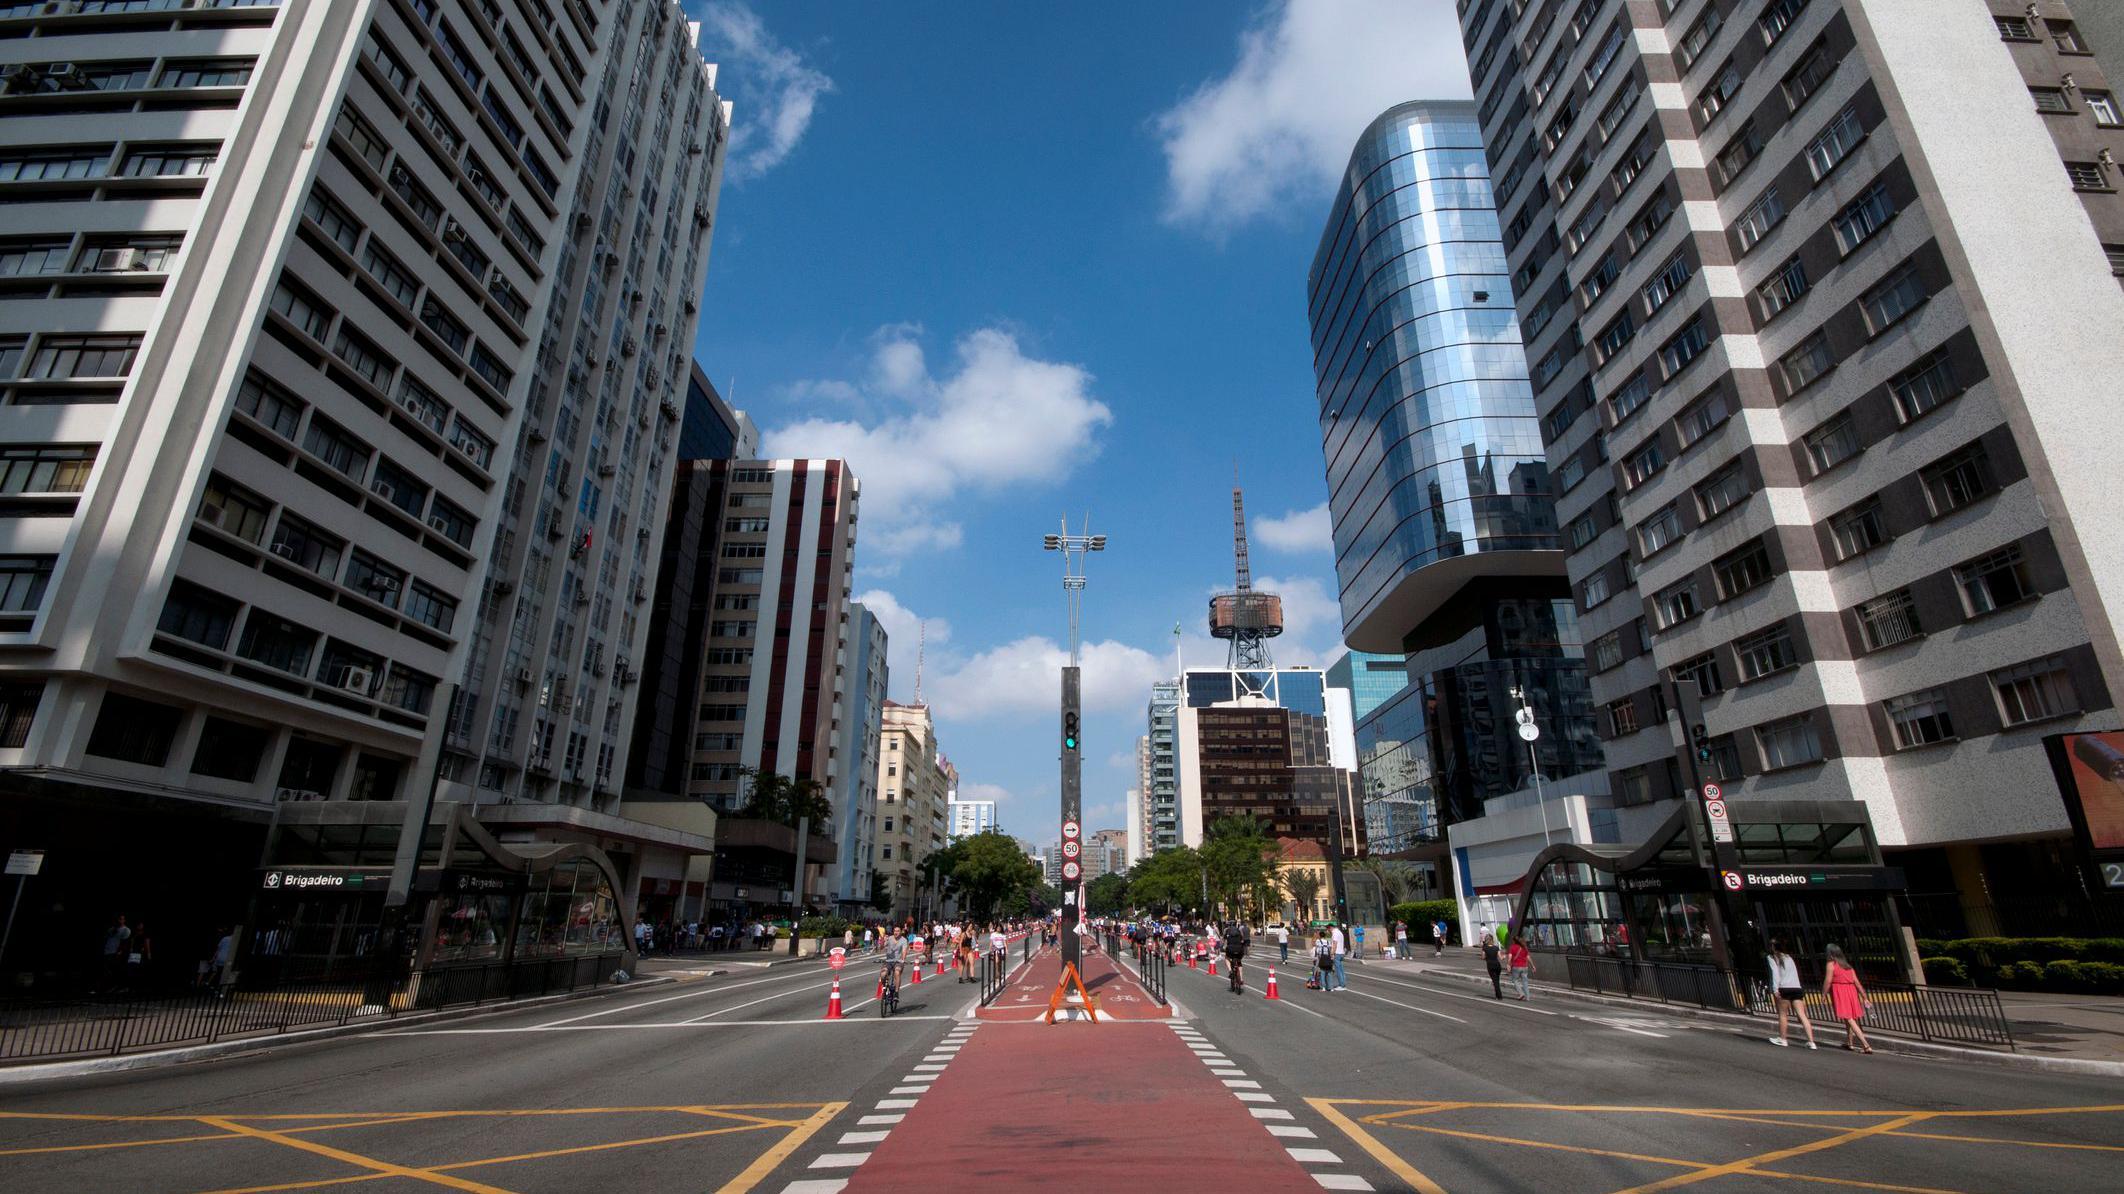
879,927,906,1012
1222,920,1250,993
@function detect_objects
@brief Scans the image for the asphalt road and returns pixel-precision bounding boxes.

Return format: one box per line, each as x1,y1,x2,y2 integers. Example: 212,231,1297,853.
0,945,2118,1193
1158,950,2124,1193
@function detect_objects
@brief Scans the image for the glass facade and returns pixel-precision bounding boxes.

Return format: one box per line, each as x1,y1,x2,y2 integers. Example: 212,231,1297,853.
1308,101,1557,639
1146,680,1181,852
1327,650,1410,722
1183,668,1327,716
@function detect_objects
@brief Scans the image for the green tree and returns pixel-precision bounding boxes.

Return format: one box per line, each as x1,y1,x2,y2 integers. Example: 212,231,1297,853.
939,831,1041,920
1353,857,1418,904
1127,845,1204,912
1085,872,1130,915
734,767,832,828
1201,816,1277,914
1283,869,1323,925
868,872,893,913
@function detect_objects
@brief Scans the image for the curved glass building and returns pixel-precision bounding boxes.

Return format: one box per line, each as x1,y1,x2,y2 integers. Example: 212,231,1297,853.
1309,101,1602,851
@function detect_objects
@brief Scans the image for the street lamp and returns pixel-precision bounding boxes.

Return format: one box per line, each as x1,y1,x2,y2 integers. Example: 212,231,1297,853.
1509,684,1554,849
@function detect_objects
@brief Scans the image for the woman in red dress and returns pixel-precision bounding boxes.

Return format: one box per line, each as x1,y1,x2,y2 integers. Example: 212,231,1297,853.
1823,944,1874,1054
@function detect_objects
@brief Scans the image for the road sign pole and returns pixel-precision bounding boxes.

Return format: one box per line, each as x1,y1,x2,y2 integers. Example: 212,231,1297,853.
1060,665,1082,972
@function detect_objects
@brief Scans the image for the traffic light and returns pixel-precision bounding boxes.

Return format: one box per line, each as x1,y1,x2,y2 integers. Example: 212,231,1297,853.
1691,722,1713,764
1063,711,1079,751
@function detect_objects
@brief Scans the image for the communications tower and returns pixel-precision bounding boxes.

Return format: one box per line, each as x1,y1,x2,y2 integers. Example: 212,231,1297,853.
1209,487,1284,671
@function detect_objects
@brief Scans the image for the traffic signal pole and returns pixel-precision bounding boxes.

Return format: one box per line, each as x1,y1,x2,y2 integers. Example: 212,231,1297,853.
1060,666,1083,972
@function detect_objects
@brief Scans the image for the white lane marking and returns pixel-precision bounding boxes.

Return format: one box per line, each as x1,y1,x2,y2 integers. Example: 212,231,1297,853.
533,962,832,1027
684,982,838,1023
1250,1107,1295,1120
1236,1092,1275,1103
857,1114,904,1125
809,1153,870,1169
1222,1079,1262,1089
888,1086,929,1096
1267,1125,1316,1139
875,1099,919,1109
779,1181,848,1194
1578,1015,1671,1038
912,1063,947,1071
1360,972,1561,1016
1211,1069,1247,1077
1315,1175,1375,1190
838,1131,890,1145
1287,1147,1343,1164
382,1016,955,1034
1342,988,1466,1023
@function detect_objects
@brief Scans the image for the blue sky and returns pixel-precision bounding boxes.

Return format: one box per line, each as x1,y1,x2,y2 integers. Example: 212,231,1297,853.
680,0,1471,844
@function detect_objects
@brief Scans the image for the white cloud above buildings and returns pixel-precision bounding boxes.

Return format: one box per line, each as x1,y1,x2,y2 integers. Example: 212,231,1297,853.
696,1,833,179
1254,501,1333,552
1153,0,1470,230
763,325,1114,563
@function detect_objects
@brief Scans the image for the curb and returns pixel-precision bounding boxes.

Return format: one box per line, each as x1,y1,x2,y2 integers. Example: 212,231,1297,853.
0,972,694,1086
1385,961,2124,1078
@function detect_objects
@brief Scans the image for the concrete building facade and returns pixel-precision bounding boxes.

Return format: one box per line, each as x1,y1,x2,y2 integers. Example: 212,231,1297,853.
877,700,949,920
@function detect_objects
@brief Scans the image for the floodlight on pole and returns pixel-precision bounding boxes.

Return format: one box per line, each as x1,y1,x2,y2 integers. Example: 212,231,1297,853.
1041,515,1104,669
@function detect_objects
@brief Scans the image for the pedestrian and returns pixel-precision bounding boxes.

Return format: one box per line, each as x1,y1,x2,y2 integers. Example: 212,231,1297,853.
1433,918,1449,957
123,922,152,990
1330,922,1350,990
1765,937,1818,1049
209,926,237,998
1312,928,1335,991
1275,921,1290,965
101,914,131,988
863,924,875,954
1482,934,1504,999
1394,920,1409,961
843,926,856,955
1824,944,1874,1054
1352,923,1365,962
1506,935,1533,1000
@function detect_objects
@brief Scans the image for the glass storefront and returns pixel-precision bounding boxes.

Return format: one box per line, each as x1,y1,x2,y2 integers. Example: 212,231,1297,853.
513,858,620,958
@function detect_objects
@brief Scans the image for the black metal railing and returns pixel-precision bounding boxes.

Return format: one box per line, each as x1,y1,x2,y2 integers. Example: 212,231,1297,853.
1557,953,2016,1050
0,954,625,1064
979,949,1007,1007
1139,947,1167,1005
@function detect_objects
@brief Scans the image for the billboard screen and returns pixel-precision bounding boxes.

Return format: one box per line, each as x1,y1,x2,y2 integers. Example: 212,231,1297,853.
2060,731,2124,852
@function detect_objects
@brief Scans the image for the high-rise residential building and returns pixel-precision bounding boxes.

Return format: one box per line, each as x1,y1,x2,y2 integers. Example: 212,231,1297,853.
1456,0,2124,937
1176,699,1358,857
1308,101,1608,931
0,0,727,955
627,458,860,919
678,363,757,466
1126,738,1148,865
877,700,950,919
948,797,996,839
836,604,889,916
1144,679,1182,853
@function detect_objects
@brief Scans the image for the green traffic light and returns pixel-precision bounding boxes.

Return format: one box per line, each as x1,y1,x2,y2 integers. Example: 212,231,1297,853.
1064,735,1077,750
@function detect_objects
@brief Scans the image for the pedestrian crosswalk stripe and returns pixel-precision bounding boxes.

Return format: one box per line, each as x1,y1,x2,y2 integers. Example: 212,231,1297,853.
1313,1175,1373,1191
1286,1148,1342,1164
1267,1126,1316,1138
838,1131,890,1145
1249,1108,1295,1120
808,1153,870,1169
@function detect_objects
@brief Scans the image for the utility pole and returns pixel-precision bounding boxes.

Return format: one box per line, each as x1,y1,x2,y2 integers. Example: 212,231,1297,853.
1510,685,1553,849
1043,516,1104,973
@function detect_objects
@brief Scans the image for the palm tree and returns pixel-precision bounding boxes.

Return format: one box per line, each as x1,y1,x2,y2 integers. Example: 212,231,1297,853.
1283,869,1324,925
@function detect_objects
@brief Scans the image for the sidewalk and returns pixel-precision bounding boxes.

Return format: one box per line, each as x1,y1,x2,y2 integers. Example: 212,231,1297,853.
1368,946,2124,1063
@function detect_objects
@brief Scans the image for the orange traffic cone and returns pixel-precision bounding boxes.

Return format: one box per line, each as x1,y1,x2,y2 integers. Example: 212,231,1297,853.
910,960,923,985
1189,952,1198,970
1265,968,1280,1000
1207,953,1219,977
825,980,845,1019
937,958,948,978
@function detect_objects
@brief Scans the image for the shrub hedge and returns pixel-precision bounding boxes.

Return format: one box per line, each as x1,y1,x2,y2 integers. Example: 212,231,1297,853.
1913,937,2124,994
1387,900,1461,942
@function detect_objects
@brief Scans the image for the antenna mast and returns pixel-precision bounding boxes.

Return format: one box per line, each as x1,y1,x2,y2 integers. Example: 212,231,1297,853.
1231,487,1253,593
915,621,926,705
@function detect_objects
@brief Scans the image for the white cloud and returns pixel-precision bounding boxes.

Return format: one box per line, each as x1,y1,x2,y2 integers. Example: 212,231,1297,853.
1154,0,1470,230
697,1,833,180
764,326,1113,561
1254,502,1332,553
956,781,1012,805
853,589,951,692
929,636,1167,722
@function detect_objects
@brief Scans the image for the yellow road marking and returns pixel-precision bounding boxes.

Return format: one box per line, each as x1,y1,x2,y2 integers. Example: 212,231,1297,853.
194,1117,516,1194
1607,1112,1935,1194
428,1121,780,1171
713,1102,845,1194
0,1114,441,1158
1307,1099,1447,1194
1683,1111,2124,1154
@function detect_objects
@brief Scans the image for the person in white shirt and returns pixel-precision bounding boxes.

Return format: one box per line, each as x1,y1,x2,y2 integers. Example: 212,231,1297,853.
1765,939,1818,1049
1273,923,1290,965
1330,923,1349,990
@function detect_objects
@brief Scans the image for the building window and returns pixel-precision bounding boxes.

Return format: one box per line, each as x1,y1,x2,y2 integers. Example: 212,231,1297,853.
1677,652,1724,698
333,329,395,390
361,243,419,307
1639,503,1683,556
121,146,217,178
1606,698,1640,737
1803,105,1864,180
2031,86,2073,114
1784,43,1838,110
1855,588,1921,651
1779,332,1834,392
1828,498,1885,560
1642,252,1693,315
1736,187,1786,253
1885,688,1954,750
1758,714,1823,769
0,445,94,494
160,60,255,88
369,456,428,520
0,556,53,614
1734,624,1797,680
28,335,141,380
302,416,370,483
198,474,270,543
1696,462,1748,519
0,237,74,277
1887,349,1957,421
1704,736,1743,781
270,280,331,340
1758,255,1809,317
1659,317,1710,378
303,188,361,253
1804,413,1862,474
404,582,457,633
344,549,406,608
2105,245,2124,276
85,692,182,767
1698,61,1742,122
427,497,474,548
1590,631,1624,672
1992,656,2078,726
156,580,238,650
0,148,112,182
2086,90,2121,128
1758,0,1807,45
449,417,494,470
1677,6,1725,68
1595,310,1637,362
1656,579,1701,628
1861,263,1928,333
1920,443,1994,516
1715,120,1765,186
1675,388,1732,447
381,665,436,714
268,514,343,580
1714,539,1774,599
192,717,268,782
1831,182,1896,255
236,374,304,440
2066,160,2110,191
1608,375,1652,425
1995,15,2034,39
0,681,42,749
1955,544,2033,615
1623,438,1666,488
2050,19,2088,53
1582,570,1612,608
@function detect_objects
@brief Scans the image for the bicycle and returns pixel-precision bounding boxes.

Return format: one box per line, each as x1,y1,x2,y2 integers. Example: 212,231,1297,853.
879,963,901,1017
1227,953,1245,994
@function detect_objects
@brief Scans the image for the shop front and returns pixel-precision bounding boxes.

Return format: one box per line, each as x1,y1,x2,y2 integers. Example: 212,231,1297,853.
1511,799,1913,987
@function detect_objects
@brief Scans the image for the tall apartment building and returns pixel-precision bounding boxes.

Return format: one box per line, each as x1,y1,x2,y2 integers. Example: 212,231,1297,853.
1456,0,2124,933
1143,679,1181,853
0,0,725,954
877,700,949,919
948,796,995,839
833,603,887,916
677,362,756,464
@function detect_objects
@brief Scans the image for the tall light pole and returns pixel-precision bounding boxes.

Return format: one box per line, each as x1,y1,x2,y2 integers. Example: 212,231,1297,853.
1043,516,1104,971
1510,685,1554,849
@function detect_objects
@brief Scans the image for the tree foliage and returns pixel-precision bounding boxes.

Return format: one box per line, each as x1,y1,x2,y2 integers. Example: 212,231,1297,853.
734,767,833,828
1085,872,1130,915
1127,845,1204,912
1200,816,1277,915
934,830,1041,920
1283,869,1324,923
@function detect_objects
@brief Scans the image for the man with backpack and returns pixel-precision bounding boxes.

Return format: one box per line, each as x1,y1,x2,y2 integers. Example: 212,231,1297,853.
1221,920,1249,993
